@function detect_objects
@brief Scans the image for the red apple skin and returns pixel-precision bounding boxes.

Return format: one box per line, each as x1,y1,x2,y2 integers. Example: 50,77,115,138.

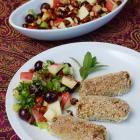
20,72,33,81
60,92,71,110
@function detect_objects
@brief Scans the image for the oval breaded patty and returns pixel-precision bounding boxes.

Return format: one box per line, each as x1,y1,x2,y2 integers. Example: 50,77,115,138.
77,96,130,122
79,71,132,97
50,115,107,140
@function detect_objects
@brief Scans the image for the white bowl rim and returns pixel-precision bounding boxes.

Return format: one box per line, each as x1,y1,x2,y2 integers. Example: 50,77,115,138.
9,0,128,33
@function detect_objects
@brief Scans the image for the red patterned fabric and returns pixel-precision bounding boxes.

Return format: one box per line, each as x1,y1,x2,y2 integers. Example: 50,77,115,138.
0,0,140,139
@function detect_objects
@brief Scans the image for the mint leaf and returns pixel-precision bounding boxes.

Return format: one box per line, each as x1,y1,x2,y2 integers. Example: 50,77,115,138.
80,65,105,80
70,52,107,80
80,67,89,80
92,56,97,67
83,52,93,68
88,65,106,73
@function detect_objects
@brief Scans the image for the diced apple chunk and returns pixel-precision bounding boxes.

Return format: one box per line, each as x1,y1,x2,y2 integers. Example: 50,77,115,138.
65,17,74,25
61,92,71,109
106,0,118,12
77,6,89,20
77,0,86,3
61,76,77,89
44,108,56,122
93,4,102,13
68,5,74,10
20,72,33,82
43,101,48,107
44,101,62,122
60,0,70,4
48,64,63,75
58,22,66,29
87,0,96,5
49,100,62,116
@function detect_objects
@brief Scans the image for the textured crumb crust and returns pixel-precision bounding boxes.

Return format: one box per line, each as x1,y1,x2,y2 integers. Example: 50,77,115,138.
50,115,107,140
79,71,132,97
77,96,130,122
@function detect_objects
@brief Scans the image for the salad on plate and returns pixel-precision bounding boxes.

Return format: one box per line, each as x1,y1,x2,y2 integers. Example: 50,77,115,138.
13,60,80,129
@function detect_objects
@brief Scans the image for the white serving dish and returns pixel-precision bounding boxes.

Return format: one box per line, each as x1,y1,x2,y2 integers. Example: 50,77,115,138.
9,0,127,40
6,42,140,140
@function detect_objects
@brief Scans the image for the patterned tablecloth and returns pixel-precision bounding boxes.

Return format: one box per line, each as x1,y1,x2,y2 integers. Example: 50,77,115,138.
0,0,140,139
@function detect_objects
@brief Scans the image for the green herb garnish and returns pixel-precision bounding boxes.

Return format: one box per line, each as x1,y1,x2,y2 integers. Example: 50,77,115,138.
63,64,71,75
47,76,67,92
32,76,47,92
37,60,54,74
71,52,106,80
14,82,35,110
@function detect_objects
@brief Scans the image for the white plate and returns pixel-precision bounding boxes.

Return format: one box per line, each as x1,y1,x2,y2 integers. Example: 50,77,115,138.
9,0,127,40
6,42,140,140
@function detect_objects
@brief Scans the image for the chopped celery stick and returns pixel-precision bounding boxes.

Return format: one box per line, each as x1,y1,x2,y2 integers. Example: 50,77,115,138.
40,21,48,29
37,122,49,130
13,104,21,112
63,64,70,75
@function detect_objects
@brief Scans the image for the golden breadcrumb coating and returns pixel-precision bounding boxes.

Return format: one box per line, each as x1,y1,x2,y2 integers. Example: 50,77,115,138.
50,115,107,140
80,71,132,97
77,96,130,122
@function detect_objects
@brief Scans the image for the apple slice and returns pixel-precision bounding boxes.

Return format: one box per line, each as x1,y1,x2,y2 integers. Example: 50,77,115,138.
61,92,71,110
48,64,64,75
61,76,78,89
20,72,33,81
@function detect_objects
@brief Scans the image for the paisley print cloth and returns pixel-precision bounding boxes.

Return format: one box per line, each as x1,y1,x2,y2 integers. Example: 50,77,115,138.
0,0,140,139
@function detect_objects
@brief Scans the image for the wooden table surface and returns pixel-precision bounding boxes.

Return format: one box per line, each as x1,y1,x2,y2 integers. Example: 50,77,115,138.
0,0,140,139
